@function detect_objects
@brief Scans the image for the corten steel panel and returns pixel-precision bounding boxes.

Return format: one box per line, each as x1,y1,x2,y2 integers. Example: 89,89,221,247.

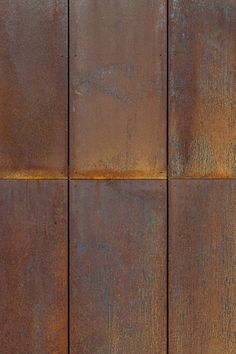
0,1,68,179
169,0,236,178
0,181,67,353
70,0,167,179
70,180,167,353
169,180,236,353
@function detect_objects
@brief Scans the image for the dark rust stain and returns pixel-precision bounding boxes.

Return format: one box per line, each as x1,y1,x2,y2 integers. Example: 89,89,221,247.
0,180,68,353
70,180,167,353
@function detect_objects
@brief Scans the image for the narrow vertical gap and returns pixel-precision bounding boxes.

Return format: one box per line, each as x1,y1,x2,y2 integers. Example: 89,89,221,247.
67,181,70,354
166,0,169,353
167,180,169,354
67,0,70,353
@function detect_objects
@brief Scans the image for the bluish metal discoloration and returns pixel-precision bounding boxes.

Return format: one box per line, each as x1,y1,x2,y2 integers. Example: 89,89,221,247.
76,63,137,103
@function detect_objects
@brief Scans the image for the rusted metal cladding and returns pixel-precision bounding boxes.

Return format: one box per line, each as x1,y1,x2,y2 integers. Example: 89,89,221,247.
70,180,167,353
0,1,68,178
0,181,68,353
169,180,236,353
169,0,236,178
70,0,167,179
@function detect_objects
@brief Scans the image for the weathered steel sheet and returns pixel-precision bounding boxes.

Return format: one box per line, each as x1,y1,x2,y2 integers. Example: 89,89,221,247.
70,0,167,179
169,180,236,353
0,1,68,178
70,180,167,353
0,181,68,353
169,0,236,178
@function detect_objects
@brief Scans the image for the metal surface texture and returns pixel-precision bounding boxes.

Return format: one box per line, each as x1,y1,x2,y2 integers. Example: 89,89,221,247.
0,181,68,353
1,1,235,352
0,0,68,178
169,180,236,353
169,0,236,178
70,180,167,353
70,0,167,179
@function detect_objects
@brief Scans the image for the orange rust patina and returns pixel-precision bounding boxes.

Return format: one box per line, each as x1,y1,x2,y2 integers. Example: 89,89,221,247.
70,0,167,179
0,181,68,353
70,180,167,353
0,1,68,179
169,0,236,178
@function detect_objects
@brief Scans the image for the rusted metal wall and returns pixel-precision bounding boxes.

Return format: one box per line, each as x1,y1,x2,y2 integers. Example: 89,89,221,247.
70,180,167,353
0,1,69,352
70,0,167,179
169,0,236,178
0,181,67,353
1,1,236,353
169,180,236,353
169,1,236,353
0,0,68,179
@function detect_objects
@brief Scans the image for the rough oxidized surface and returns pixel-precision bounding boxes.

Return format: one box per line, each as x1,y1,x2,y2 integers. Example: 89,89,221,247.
0,181,68,353
70,180,167,353
169,0,236,178
0,1,68,178
169,180,236,353
70,0,166,179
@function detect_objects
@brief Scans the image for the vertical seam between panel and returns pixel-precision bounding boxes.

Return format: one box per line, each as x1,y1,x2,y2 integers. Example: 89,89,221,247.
67,0,70,353
167,0,169,353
